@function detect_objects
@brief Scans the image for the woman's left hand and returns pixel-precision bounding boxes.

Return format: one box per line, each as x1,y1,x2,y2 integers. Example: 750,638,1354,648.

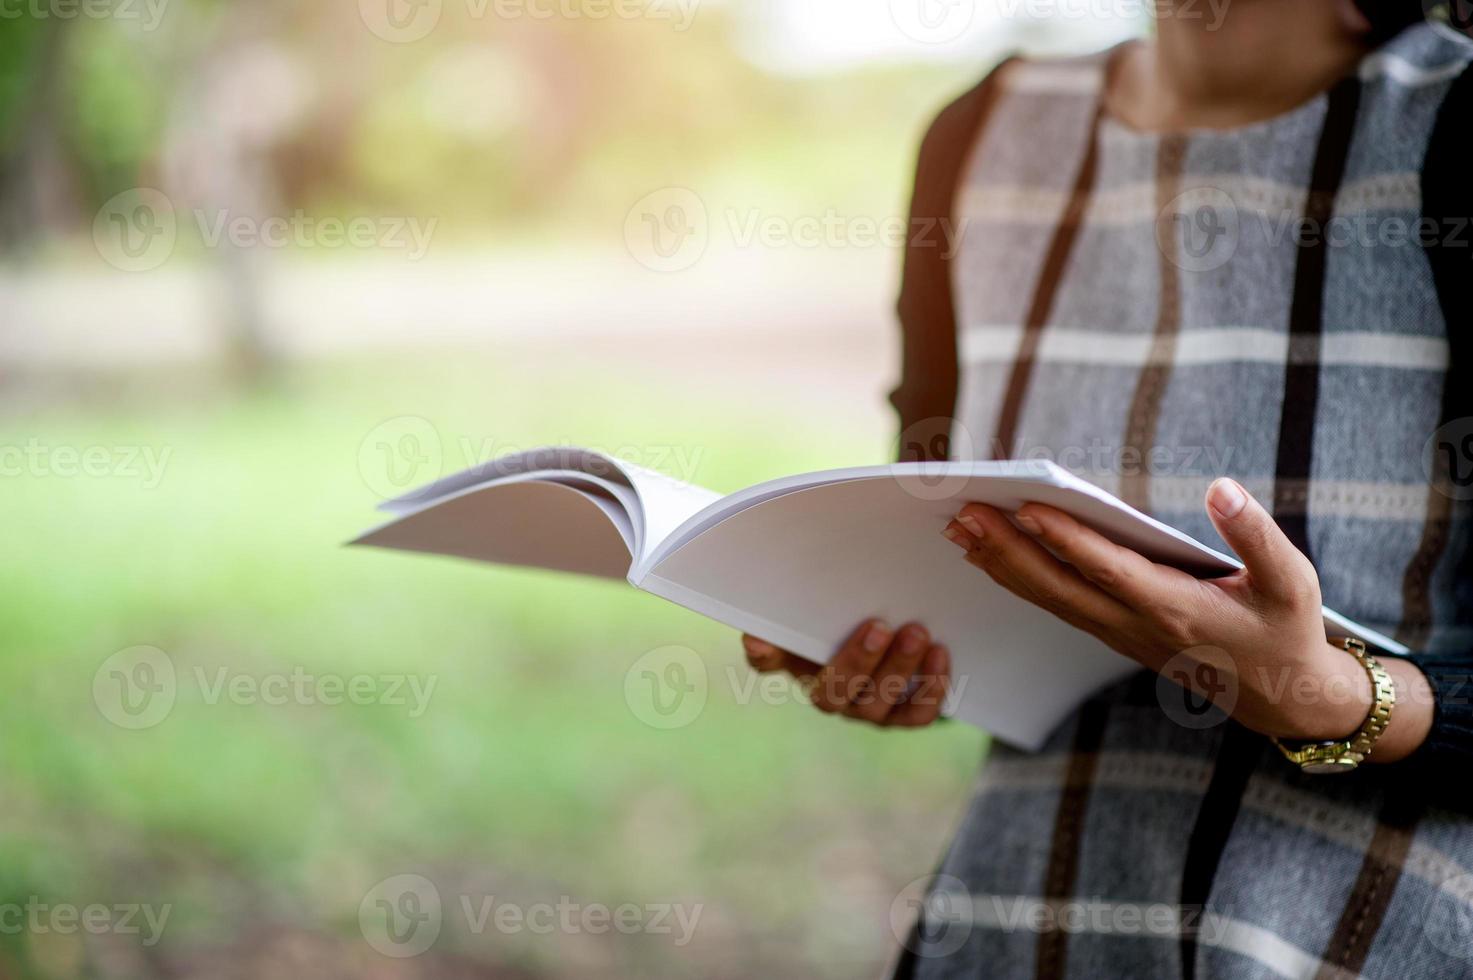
943,478,1432,758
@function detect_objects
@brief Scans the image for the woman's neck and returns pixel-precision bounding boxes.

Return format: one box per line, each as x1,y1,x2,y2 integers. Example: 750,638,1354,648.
1108,0,1373,132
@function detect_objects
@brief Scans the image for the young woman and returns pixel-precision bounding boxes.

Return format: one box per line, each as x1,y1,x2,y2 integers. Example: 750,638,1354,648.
743,2,1473,975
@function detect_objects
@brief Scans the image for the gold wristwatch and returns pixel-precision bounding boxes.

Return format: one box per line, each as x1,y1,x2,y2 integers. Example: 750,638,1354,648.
1271,637,1396,775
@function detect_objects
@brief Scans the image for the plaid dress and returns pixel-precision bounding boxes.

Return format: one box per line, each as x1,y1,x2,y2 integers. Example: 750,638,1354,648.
890,23,1473,980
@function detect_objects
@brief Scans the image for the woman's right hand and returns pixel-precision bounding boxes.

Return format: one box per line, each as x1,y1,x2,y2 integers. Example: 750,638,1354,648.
740,619,951,728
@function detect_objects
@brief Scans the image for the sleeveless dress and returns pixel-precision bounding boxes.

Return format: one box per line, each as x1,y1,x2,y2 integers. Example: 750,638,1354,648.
890,23,1473,980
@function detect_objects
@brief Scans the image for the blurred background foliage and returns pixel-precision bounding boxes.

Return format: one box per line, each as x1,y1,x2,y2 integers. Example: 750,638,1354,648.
0,0,987,254
0,1,1139,977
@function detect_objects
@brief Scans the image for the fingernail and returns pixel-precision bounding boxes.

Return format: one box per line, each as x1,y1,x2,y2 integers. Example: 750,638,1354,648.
957,514,984,539
742,636,776,656
1209,478,1247,518
898,627,927,656
1014,512,1042,535
942,524,969,549
863,621,892,654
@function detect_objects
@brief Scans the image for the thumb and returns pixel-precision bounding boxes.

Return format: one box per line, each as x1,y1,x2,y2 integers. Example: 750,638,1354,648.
1205,478,1315,602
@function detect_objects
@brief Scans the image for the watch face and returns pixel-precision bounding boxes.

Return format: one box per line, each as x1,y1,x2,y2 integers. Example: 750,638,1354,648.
1303,759,1359,775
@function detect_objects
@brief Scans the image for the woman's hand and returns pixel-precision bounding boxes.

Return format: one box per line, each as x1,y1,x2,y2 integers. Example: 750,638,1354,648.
944,478,1432,761
741,620,951,728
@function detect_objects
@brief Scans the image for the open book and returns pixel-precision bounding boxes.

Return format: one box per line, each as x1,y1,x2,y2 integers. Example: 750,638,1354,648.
352,447,1406,749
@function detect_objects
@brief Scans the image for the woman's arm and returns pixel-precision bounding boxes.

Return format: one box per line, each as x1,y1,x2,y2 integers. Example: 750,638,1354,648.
1401,657,1473,773
891,60,1013,462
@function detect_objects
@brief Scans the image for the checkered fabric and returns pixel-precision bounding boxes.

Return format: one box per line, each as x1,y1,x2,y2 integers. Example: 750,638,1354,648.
889,23,1473,980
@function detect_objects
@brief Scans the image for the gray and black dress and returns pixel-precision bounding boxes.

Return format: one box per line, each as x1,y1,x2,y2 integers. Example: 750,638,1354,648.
889,22,1473,980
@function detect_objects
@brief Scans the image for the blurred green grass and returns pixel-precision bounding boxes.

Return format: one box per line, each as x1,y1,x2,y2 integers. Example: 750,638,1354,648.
0,351,986,978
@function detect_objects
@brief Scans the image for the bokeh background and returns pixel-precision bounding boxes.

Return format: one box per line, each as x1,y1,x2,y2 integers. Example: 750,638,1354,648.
1,2,1142,977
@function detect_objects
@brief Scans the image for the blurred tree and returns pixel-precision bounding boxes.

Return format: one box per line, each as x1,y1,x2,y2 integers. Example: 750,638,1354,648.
0,16,79,253
161,0,311,383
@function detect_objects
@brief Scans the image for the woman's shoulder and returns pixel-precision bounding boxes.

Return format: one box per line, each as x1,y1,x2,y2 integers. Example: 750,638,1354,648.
927,46,1112,123
1368,19,1472,79
1357,22,1472,112
1347,22,1472,196
914,47,1112,174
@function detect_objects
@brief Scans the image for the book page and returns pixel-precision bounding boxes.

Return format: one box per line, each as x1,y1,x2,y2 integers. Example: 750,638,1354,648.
354,479,635,580
377,447,639,515
638,467,1405,749
604,460,722,565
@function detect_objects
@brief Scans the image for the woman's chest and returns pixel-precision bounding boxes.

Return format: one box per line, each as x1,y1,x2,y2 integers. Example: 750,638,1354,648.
945,98,1465,642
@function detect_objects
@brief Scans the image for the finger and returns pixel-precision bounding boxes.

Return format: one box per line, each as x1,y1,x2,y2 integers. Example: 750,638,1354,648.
1011,502,1204,614
942,520,979,551
810,619,892,713
843,623,929,724
742,635,784,671
1204,478,1318,605
888,644,951,728
956,503,1134,629
741,635,821,678
963,548,1111,641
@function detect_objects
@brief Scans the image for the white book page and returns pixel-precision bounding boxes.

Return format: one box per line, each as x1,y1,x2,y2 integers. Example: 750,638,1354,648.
375,447,721,567
353,477,636,580
637,464,1406,749
602,460,722,567
356,447,722,579
377,447,639,514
